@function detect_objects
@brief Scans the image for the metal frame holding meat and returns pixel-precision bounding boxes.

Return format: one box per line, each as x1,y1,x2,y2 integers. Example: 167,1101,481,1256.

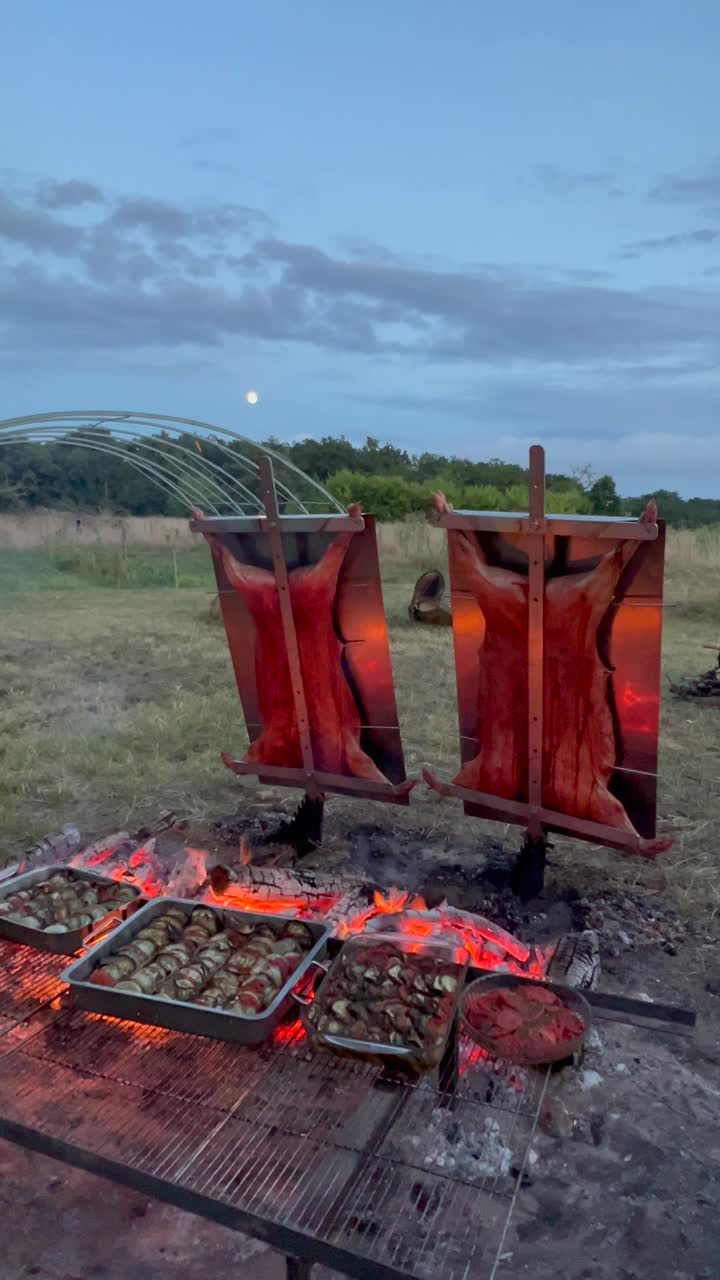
192,458,415,832
425,445,671,883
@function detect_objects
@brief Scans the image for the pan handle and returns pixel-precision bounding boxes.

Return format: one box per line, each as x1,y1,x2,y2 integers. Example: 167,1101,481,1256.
291,958,329,1006
80,894,146,951
81,910,125,950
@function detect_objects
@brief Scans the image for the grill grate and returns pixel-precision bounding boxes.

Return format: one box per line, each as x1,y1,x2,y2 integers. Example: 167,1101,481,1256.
0,959,547,1280
0,941,67,1033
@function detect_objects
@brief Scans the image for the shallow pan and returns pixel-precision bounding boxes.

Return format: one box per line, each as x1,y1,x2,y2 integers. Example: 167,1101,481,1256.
62,897,331,1046
460,973,590,1064
0,865,142,955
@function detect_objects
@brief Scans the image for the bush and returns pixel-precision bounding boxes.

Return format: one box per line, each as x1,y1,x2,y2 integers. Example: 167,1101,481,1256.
326,470,591,520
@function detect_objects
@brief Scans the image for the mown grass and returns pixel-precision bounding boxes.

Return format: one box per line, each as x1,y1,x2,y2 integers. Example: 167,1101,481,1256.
0,544,217,594
2,534,719,915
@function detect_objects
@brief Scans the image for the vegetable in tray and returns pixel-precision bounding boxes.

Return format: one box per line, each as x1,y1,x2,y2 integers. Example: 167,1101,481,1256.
0,870,137,934
90,903,315,1015
306,937,463,1069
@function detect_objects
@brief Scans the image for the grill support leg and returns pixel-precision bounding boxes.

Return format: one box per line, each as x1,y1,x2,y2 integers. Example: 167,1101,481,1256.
510,831,548,900
438,1016,459,1108
286,1257,313,1279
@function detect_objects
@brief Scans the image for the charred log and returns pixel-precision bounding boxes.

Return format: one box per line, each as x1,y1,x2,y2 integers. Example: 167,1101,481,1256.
207,861,372,909
546,929,600,990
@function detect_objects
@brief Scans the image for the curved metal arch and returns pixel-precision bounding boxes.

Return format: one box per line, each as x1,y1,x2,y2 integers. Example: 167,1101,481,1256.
0,411,346,516
2,425,258,515
3,433,228,515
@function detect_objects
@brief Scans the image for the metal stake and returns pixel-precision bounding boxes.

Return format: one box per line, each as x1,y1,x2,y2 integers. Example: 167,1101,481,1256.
526,445,546,843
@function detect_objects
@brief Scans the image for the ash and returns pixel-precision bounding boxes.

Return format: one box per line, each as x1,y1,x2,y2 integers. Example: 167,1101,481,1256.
388,1103,514,1182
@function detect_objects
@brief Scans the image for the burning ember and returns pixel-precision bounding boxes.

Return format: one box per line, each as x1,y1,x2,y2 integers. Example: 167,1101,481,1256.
60,831,553,981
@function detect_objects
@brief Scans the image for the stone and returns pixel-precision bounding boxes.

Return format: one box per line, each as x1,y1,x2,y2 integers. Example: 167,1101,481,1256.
539,1098,574,1140
579,1069,603,1090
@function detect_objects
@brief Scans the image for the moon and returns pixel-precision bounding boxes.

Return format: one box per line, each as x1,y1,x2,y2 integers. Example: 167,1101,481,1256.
246,390,259,406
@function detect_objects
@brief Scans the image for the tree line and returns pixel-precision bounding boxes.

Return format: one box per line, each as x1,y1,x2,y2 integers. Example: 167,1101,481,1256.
1,430,718,526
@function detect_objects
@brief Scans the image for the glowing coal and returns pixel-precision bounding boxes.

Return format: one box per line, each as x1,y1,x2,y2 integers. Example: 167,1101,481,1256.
62,833,555,980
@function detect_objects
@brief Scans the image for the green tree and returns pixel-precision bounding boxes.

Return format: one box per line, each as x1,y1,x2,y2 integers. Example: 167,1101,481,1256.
588,475,621,515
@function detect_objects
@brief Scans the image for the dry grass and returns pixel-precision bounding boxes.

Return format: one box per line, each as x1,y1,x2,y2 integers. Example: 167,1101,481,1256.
0,511,199,551
2,530,719,917
4,509,720,568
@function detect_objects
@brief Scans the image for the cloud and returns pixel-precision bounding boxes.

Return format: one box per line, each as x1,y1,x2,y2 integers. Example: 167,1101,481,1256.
34,178,105,209
2,172,720,390
348,384,720,495
0,177,271,285
536,164,623,198
109,196,270,241
490,430,720,499
650,158,720,212
258,236,720,366
620,227,720,258
0,195,85,252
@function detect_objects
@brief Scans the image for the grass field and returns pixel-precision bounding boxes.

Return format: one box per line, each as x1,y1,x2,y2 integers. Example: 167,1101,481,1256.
2,526,719,915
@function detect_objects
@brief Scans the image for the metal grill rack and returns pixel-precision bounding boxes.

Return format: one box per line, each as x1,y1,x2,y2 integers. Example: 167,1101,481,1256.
0,940,67,1042
0,970,548,1280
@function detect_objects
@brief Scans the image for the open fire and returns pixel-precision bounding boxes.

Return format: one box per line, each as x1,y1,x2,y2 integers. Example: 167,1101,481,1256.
57,830,554,982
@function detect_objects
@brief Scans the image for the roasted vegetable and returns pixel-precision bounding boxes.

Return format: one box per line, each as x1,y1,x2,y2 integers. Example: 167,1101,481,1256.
0,870,138,935
84,908,316,1016
307,940,462,1069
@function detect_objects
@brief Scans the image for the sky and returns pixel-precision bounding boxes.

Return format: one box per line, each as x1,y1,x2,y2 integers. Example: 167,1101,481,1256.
2,1,720,497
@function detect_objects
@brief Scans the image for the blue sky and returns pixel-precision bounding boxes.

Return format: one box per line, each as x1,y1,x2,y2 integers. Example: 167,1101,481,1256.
2,1,720,495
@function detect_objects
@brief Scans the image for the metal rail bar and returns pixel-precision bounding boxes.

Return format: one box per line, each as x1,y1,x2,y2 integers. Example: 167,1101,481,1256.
0,432,225,515
422,773,655,854
580,989,696,1034
221,755,414,803
433,512,659,541
526,445,546,839
2,422,262,513
192,515,365,534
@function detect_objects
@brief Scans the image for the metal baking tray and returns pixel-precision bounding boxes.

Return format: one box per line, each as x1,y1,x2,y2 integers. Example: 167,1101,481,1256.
62,897,331,1045
0,865,142,955
297,931,468,1075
